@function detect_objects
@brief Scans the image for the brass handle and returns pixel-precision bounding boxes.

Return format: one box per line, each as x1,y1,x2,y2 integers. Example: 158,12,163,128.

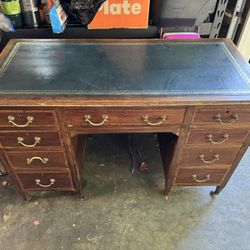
17,137,41,148
214,113,238,125
198,154,219,164
84,115,108,126
27,157,48,165
35,178,55,188
8,115,34,127
207,134,229,145
142,115,167,126
192,174,210,183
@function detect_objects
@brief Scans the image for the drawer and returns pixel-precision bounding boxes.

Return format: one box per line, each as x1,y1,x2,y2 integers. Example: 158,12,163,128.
6,150,68,169
186,128,249,146
0,111,57,129
66,108,185,128
0,131,62,148
174,168,228,186
191,107,250,127
180,147,239,167
16,172,74,191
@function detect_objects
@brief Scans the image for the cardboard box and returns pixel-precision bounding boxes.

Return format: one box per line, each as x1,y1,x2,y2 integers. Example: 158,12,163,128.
48,0,68,33
88,0,150,29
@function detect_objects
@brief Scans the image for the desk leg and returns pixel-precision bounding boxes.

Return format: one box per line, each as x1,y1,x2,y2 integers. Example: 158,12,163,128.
0,160,7,176
70,134,87,199
158,133,178,200
211,139,250,197
78,181,85,200
57,111,87,199
210,185,225,196
0,150,31,200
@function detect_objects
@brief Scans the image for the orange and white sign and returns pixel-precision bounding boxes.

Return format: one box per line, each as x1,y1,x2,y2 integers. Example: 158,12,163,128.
88,0,150,29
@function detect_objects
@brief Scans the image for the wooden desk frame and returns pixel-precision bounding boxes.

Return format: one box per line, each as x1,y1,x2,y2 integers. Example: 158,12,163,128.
0,39,250,201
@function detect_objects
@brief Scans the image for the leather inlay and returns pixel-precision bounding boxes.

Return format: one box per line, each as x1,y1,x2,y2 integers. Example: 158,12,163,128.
0,41,250,96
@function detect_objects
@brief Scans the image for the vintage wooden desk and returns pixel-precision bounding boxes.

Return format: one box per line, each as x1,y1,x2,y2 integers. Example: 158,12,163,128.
0,39,250,201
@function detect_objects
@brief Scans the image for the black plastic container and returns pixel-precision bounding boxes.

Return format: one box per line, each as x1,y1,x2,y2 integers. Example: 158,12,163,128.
20,0,40,27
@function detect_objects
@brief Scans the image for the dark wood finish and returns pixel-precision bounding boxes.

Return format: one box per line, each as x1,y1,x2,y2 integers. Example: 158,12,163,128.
0,39,250,200
159,107,195,199
71,134,86,199
174,168,228,186
56,110,82,195
68,126,182,137
0,131,62,148
180,147,240,167
0,110,57,129
66,108,185,127
5,150,68,169
191,107,250,127
211,132,250,195
16,172,74,191
158,133,178,188
186,128,249,146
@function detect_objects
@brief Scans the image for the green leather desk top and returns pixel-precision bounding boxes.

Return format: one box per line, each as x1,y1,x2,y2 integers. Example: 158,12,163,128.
0,39,250,97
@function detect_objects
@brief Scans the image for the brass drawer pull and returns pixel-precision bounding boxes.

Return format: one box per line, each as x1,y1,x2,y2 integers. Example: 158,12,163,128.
142,115,167,126
17,137,41,148
214,113,238,125
27,157,48,165
8,115,34,127
192,174,210,183
84,115,108,126
35,178,55,188
207,134,229,145
198,154,219,164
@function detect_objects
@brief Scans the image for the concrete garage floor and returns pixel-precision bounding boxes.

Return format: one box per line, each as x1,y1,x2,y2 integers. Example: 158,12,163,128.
0,134,250,250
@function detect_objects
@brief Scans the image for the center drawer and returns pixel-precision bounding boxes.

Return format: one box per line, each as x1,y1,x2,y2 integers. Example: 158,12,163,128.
0,131,62,148
66,108,185,128
16,172,74,191
5,150,68,169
